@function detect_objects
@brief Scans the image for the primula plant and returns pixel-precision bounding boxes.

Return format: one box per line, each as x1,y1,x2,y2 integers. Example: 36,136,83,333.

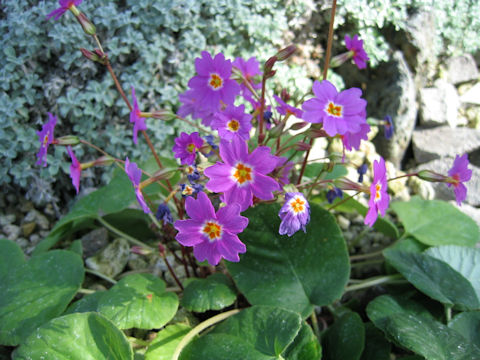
2,1,479,359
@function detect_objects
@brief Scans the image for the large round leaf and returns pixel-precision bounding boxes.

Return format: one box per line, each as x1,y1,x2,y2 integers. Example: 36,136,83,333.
367,295,480,360
391,197,479,246
448,312,480,350
227,203,350,317
13,312,133,360
0,239,24,281
283,322,322,360
181,273,237,312
384,249,480,309
180,306,302,360
0,244,84,346
323,310,365,360
360,323,391,360
145,324,191,360
97,273,178,329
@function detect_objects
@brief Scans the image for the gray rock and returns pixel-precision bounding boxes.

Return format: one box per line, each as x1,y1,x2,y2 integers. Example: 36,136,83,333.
80,228,109,258
21,222,36,237
419,79,462,128
0,214,16,227
29,234,41,245
447,54,479,85
24,210,49,230
460,83,480,105
456,202,480,228
412,126,480,164
3,224,21,241
414,158,480,206
85,237,130,278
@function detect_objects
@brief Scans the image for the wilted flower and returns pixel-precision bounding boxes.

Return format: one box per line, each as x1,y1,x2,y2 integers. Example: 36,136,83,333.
156,204,173,225
67,146,81,193
125,157,150,214
130,87,147,145
383,115,394,140
279,192,310,236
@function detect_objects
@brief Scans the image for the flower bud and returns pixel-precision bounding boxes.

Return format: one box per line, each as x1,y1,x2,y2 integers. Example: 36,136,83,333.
131,246,152,256
307,128,328,138
416,170,448,183
80,48,106,65
295,141,311,151
275,45,297,61
289,121,309,131
264,56,277,74
268,122,285,138
93,156,115,167
56,135,80,146
76,12,96,36
143,109,176,121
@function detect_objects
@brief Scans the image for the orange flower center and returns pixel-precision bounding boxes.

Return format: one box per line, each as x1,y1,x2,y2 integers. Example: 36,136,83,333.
186,166,195,174
289,197,306,214
227,119,240,132
202,221,222,241
325,101,343,118
182,185,194,196
374,183,381,202
186,143,196,153
232,163,253,185
209,73,223,90
43,134,49,145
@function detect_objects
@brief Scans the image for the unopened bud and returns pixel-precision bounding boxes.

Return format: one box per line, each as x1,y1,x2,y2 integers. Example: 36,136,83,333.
289,121,309,131
275,45,297,61
308,128,328,138
281,88,290,102
131,246,152,256
76,12,96,36
93,155,115,167
264,56,277,74
56,135,80,146
335,178,367,192
144,109,176,121
329,52,350,68
416,170,447,183
295,141,311,151
268,122,285,138
80,48,106,65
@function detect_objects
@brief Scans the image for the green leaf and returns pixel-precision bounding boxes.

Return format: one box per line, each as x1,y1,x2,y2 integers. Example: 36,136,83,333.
360,323,391,360
283,322,322,360
64,291,105,315
13,312,133,360
304,163,348,181
0,239,24,282
384,249,480,309
388,236,427,253
180,306,302,360
181,273,237,312
391,197,479,246
367,295,480,360
448,312,480,350
145,324,191,360
227,203,350,318
426,246,480,300
97,273,178,329
0,248,84,346
323,310,365,360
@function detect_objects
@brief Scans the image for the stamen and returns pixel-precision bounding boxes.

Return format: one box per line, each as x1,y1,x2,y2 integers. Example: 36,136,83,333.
208,73,223,90
325,101,343,118
290,197,305,213
375,183,381,201
232,163,253,185
227,119,240,132
202,221,222,241
186,143,196,153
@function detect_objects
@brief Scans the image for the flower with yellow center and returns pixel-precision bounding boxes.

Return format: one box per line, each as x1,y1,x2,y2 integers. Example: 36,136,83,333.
232,163,253,185
325,101,343,118
202,221,223,242
289,196,306,214
227,119,240,132
208,73,223,90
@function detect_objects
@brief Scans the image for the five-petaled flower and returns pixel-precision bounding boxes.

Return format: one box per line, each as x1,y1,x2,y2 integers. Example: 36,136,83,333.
130,87,147,145
67,146,81,193
46,0,83,20
204,137,280,211
174,192,248,266
364,157,390,227
345,34,369,69
125,157,151,214
273,94,303,118
172,132,204,165
188,51,240,113
211,104,252,141
447,154,472,206
232,56,262,97
279,192,310,236
302,80,367,137
36,112,58,167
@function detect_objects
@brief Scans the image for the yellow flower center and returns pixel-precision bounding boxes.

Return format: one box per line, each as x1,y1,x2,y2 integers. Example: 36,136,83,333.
43,134,49,145
374,183,381,202
289,197,306,214
186,143,196,153
208,73,223,90
325,101,343,118
202,221,222,241
182,185,194,196
232,163,253,185
227,119,240,132
186,166,194,174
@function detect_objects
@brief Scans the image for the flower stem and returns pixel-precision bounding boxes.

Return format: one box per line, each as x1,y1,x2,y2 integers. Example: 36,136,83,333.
445,305,452,323
310,311,321,340
387,173,417,182
327,191,361,211
350,249,384,261
78,288,96,295
96,216,155,251
172,309,241,360
344,274,406,292
85,268,117,284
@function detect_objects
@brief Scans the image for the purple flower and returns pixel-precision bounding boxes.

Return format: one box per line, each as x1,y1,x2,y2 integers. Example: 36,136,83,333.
232,56,262,96
447,154,472,206
130,87,147,145
326,187,343,204
125,157,151,214
345,34,369,69
188,52,240,113
275,157,294,185
46,0,83,20
177,89,216,126
273,94,303,118
185,164,200,183
211,104,252,141
364,158,390,227
156,204,173,225
36,113,57,167
341,122,370,151
204,137,280,211
174,192,248,265
279,192,310,236
180,183,203,198
172,132,204,165
383,115,394,140
302,80,367,137
67,146,81,193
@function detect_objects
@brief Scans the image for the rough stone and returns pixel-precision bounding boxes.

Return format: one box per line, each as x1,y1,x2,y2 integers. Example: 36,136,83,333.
0,214,16,226
29,234,41,245
460,83,480,105
80,228,109,258
3,224,21,241
412,126,480,164
336,215,350,231
447,54,479,85
21,222,36,237
419,79,462,128
414,158,480,206
85,237,130,278
408,176,435,200
24,209,50,230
